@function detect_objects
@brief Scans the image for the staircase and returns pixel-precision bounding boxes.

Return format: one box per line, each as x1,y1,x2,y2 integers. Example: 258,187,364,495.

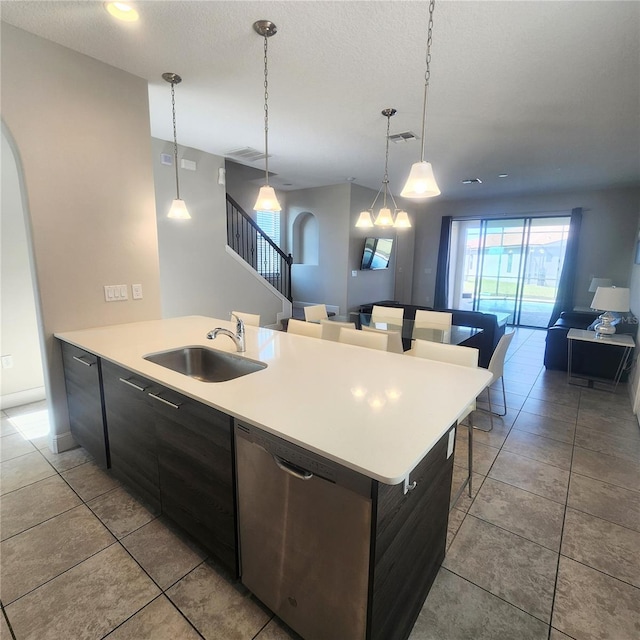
226,194,293,301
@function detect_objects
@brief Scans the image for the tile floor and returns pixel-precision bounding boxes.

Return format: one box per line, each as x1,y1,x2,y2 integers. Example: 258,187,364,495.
1,328,639,639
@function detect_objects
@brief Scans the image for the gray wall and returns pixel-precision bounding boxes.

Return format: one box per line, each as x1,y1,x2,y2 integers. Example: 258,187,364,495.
1,24,163,450
412,186,640,308
152,139,287,326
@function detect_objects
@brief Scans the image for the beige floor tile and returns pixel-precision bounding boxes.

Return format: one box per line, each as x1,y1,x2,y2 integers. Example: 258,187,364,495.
521,397,578,423
61,460,119,501
469,478,565,551
0,451,56,496
454,436,500,476
568,473,640,533
552,556,640,640
571,446,640,493
576,412,640,439
443,515,557,623
503,429,573,471
167,561,271,640
5,544,160,640
40,446,93,472
88,486,158,539
0,416,18,437
105,595,201,639
0,612,11,638
3,401,47,418
549,629,573,640
574,426,640,464
0,433,36,462
492,379,534,397
528,384,581,408
0,474,81,541
513,411,576,444
255,617,303,640
450,465,485,512
0,504,114,604
446,508,466,552
122,517,206,589
562,507,640,588
489,450,570,504
410,568,549,640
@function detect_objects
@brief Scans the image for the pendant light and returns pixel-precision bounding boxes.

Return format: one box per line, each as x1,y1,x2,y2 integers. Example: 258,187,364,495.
253,20,281,212
356,109,411,229
401,0,441,199
163,72,191,219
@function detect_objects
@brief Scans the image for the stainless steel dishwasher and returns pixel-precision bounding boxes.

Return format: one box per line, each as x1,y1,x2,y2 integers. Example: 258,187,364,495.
235,421,373,640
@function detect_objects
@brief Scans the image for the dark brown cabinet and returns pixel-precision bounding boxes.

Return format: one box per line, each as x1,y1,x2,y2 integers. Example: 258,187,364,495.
99,358,237,572
60,342,109,469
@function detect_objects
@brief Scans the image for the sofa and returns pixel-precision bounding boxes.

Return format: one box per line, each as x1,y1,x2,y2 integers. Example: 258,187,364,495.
544,311,637,381
358,301,505,368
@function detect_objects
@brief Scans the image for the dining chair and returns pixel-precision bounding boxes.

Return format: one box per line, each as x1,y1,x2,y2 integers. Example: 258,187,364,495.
371,305,403,322
362,325,403,354
287,318,322,339
412,310,452,342
320,319,356,342
339,327,389,351
411,339,481,507
483,331,516,416
303,304,328,322
232,311,260,327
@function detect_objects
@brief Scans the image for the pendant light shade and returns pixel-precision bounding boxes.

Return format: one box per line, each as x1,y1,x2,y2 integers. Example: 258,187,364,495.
393,210,412,228
162,72,191,220
355,211,374,228
374,208,394,227
168,199,191,220
400,161,441,198
401,0,441,200
253,20,281,213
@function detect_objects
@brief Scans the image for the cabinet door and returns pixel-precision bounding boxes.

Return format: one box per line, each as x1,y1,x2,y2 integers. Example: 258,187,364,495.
154,390,237,574
60,342,108,469
101,360,160,511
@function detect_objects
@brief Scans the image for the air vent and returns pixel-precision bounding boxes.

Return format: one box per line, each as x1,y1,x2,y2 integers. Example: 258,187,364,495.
389,131,419,143
225,147,268,162
462,178,483,184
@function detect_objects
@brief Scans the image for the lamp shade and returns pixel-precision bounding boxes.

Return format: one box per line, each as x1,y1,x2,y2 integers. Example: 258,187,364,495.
400,161,441,198
374,208,394,227
355,211,374,228
591,286,630,312
253,186,281,212
168,198,191,220
393,210,411,228
588,277,613,293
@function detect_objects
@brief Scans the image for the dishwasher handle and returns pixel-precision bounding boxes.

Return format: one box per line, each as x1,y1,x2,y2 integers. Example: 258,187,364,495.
273,455,314,480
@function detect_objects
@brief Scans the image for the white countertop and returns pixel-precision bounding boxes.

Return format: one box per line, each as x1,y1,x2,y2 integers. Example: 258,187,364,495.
56,316,493,485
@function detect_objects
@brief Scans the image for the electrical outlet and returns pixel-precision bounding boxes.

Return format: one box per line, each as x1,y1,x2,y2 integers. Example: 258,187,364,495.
2,355,14,369
132,284,143,299
351,270,358,277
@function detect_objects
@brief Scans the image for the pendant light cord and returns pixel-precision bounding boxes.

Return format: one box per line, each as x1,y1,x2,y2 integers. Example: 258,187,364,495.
170,80,180,199
263,33,270,185
420,0,436,163
382,111,391,208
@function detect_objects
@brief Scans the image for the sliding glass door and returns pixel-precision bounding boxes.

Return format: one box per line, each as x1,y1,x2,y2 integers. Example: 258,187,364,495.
450,216,571,328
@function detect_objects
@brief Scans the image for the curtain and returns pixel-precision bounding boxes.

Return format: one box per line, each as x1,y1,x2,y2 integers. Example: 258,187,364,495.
548,207,582,326
433,216,452,309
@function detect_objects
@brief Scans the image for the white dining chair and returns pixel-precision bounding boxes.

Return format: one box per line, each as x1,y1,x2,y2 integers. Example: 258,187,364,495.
412,310,452,342
303,304,328,322
320,319,356,342
484,331,516,416
412,339,482,507
362,325,403,354
339,327,388,351
371,305,403,322
231,311,260,327
287,318,322,339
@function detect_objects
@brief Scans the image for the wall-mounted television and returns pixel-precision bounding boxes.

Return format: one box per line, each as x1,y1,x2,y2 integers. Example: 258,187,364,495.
360,237,394,270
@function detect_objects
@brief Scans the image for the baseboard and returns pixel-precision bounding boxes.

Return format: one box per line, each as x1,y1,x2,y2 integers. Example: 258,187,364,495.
0,386,46,410
51,429,77,454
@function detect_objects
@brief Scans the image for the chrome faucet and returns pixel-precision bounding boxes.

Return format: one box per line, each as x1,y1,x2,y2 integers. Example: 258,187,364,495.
206,313,246,352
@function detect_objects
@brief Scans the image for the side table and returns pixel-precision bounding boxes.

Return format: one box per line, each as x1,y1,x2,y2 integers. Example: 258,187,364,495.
567,328,635,392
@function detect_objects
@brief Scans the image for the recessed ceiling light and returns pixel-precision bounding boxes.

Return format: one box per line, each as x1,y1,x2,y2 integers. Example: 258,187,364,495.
462,178,483,184
105,2,139,22
346,177,356,182
498,173,509,178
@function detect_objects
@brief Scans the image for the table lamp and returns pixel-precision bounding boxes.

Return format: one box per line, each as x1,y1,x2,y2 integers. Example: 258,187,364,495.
588,277,612,292
590,286,630,337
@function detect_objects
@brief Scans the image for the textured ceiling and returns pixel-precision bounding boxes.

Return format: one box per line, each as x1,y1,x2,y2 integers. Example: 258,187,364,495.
2,0,639,200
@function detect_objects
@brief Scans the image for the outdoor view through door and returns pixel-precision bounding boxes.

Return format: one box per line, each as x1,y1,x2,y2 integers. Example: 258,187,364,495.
449,217,572,328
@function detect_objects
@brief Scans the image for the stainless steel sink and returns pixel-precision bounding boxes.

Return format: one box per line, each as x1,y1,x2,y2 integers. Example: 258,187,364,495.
144,346,267,382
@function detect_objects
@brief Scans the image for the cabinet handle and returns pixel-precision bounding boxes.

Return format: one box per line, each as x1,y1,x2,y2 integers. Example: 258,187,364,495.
118,377,147,392
148,392,181,409
73,355,94,367
273,455,313,480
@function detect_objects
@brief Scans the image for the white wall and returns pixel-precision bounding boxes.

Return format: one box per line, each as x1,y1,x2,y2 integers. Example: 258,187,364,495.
0,128,45,408
152,139,288,326
412,186,640,308
1,25,162,450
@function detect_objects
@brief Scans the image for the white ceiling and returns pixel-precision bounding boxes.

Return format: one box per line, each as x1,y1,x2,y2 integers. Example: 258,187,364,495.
2,0,639,200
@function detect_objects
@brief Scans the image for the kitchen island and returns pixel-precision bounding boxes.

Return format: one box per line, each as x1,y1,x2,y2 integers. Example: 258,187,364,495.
56,315,492,640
